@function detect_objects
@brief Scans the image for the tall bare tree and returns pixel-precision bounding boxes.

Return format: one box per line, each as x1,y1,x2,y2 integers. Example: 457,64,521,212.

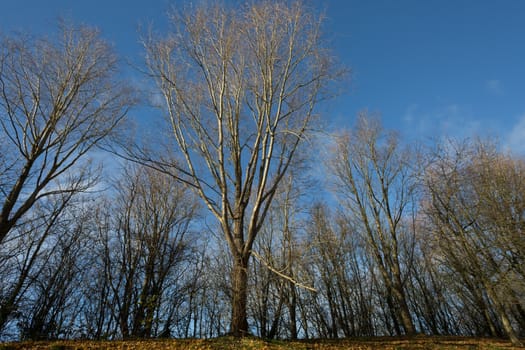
305,203,375,338
423,139,524,345
0,190,77,333
0,22,131,332
18,200,91,340
330,113,418,335
102,165,199,339
143,1,339,336
0,21,131,245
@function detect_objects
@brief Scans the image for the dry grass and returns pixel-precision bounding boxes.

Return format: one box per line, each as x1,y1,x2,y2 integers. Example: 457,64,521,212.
0,336,522,350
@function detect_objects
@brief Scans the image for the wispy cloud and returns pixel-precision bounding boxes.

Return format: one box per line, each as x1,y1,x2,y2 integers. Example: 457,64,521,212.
404,106,525,156
485,79,504,95
402,103,419,124
402,103,482,141
506,114,525,155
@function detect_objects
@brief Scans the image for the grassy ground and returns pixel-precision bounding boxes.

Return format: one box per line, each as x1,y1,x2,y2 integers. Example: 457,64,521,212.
0,336,522,350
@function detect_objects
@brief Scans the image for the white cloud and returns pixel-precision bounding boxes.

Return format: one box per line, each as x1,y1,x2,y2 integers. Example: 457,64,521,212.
506,114,525,155
402,103,482,141
485,79,504,95
402,103,418,123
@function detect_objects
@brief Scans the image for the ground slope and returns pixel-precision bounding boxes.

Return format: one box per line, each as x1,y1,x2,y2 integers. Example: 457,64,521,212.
0,336,522,349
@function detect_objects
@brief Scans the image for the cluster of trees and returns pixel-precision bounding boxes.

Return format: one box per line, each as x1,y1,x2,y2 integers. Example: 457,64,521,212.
0,1,523,345
245,117,525,344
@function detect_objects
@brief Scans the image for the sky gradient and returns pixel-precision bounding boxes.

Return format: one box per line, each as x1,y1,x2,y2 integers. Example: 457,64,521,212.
1,0,524,154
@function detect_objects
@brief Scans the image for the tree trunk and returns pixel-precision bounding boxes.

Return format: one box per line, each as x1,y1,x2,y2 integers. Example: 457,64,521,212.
0,302,15,332
392,282,416,336
398,295,416,336
230,254,250,336
0,224,10,247
484,283,522,346
288,285,298,340
0,260,35,332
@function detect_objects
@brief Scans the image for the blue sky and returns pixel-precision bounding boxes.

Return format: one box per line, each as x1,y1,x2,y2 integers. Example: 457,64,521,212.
1,0,524,154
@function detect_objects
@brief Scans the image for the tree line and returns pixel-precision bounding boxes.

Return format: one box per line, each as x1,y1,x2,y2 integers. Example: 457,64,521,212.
0,1,523,345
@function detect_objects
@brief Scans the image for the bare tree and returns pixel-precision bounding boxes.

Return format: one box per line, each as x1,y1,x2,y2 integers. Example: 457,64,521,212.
0,22,131,334
0,21,131,245
249,173,311,339
102,165,199,339
0,190,77,333
18,200,91,340
423,139,524,345
403,220,460,335
330,113,418,335
142,1,340,336
304,203,376,338
78,201,115,340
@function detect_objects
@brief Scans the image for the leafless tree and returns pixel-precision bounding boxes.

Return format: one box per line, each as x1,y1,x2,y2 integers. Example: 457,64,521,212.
141,1,341,336
423,139,524,345
78,200,115,340
330,113,418,335
302,202,376,338
403,219,461,335
0,21,131,334
0,190,76,333
102,165,199,339
0,21,131,245
18,200,92,340
249,173,312,339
